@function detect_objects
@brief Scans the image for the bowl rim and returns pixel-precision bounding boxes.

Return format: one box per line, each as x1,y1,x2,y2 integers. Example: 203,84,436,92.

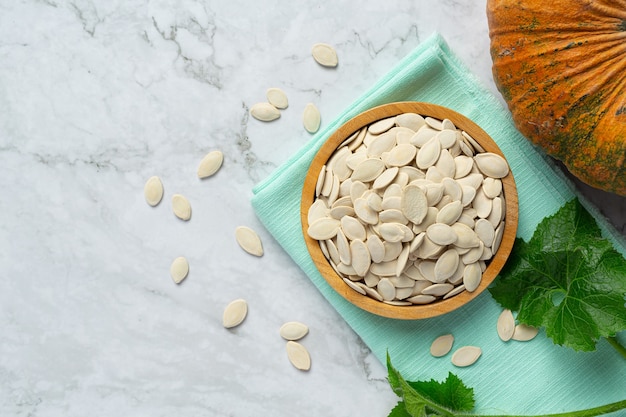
300,101,519,320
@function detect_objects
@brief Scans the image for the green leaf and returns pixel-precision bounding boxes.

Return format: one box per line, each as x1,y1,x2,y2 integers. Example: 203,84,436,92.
388,402,412,417
408,373,474,413
490,198,626,351
387,352,474,416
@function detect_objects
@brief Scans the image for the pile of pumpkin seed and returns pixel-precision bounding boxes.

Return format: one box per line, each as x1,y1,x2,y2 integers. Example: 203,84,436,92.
307,112,509,305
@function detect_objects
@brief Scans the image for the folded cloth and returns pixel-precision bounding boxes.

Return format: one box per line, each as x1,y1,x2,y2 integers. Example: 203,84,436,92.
251,33,626,415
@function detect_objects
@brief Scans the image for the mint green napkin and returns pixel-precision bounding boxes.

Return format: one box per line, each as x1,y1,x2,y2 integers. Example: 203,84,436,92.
251,33,626,415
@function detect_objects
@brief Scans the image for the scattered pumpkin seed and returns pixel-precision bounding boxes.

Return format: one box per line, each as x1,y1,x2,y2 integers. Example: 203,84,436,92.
170,256,189,284
430,334,454,357
497,308,516,341
286,341,311,371
235,226,264,257
223,298,248,328
279,321,309,341
144,176,164,206
512,323,539,341
266,87,288,109
303,103,321,133
172,194,191,221
311,43,338,67
197,150,224,179
451,346,482,367
250,102,280,121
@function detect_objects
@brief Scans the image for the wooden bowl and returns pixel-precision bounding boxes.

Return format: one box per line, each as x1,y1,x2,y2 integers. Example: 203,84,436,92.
301,102,518,320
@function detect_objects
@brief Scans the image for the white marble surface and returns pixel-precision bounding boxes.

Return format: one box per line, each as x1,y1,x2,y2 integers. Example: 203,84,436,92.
1,1,624,416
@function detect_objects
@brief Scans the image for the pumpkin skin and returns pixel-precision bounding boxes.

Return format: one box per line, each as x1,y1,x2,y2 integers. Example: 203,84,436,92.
487,0,626,195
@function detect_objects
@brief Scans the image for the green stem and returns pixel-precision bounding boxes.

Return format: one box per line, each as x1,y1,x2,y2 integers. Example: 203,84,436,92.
459,398,626,417
606,336,626,360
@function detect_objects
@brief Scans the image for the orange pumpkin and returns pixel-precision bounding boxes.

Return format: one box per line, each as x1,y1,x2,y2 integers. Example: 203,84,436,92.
487,0,626,195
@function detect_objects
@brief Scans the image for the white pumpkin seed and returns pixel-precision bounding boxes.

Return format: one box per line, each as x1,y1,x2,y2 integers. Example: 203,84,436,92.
172,194,191,221
365,235,385,264
340,216,366,241
280,322,309,341
354,198,378,225
454,155,474,179
482,177,502,199
422,283,454,296
425,116,444,130
443,284,466,299
377,278,396,301
235,226,264,257
250,102,280,121
416,135,442,170
433,248,460,282
497,309,516,342
350,239,371,277
426,223,457,246
223,299,248,328
336,229,351,265
307,217,340,240
368,116,396,134
343,277,367,295
436,200,463,225
430,334,454,357
170,256,189,284
386,143,417,167
475,218,495,247
512,324,539,342
372,167,399,190
311,43,338,67
407,294,436,304
286,341,311,371
144,176,164,206
303,103,321,133
395,112,425,131
451,346,482,367
315,165,326,197
197,150,224,179
463,262,482,292
266,87,288,109
474,152,509,178
351,158,385,182
401,184,428,224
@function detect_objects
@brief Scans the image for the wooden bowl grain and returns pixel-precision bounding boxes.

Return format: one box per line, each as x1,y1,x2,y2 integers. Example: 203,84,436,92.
301,102,518,320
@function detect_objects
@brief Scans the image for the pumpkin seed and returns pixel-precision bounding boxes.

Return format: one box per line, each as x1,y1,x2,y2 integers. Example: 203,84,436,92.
433,248,459,282
474,152,509,178
197,150,224,179
366,235,386,263
172,194,191,221
407,294,436,304
311,43,338,67
430,334,454,357
144,176,164,206
307,217,340,240
286,341,311,371
280,322,309,341
395,112,425,131
426,223,457,246
401,184,428,224
223,299,248,328
497,308,516,341
170,256,189,284
416,135,442,169
368,116,396,134
377,278,396,301
341,215,366,241
512,324,539,342
266,87,288,109
250,102,280,121
303,103,321,133
350,239,371,277
235,226,264,257
343,277,367,295
463,262,482,292
451,346,482,367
